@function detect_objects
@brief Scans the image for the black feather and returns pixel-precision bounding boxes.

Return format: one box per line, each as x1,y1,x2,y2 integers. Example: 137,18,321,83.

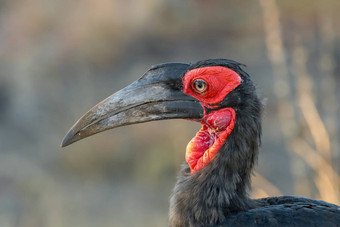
169,59,340,227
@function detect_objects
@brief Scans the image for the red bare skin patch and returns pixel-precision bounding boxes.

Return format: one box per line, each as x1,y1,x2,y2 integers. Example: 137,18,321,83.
185,108,236,173
182,66,241,173
183,66,241,104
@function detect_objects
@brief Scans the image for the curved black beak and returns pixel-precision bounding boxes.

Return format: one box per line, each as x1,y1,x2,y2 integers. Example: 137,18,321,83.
61,63,204,147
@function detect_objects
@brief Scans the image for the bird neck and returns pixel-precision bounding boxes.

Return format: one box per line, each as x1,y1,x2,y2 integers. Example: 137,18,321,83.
169,109,262,226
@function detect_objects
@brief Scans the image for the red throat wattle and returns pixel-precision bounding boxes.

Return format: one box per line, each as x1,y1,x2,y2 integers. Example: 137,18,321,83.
182,66,241,173
185,108,236,173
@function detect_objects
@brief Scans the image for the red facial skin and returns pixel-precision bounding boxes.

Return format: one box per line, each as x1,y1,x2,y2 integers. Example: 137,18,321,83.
182,66,241,173
182,66,242,105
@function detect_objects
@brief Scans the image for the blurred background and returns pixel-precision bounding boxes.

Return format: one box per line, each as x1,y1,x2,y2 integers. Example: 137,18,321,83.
0,0,339,226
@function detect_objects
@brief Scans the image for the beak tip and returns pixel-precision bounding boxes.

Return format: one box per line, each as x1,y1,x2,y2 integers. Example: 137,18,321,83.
60,140,69,148
60,128,78,148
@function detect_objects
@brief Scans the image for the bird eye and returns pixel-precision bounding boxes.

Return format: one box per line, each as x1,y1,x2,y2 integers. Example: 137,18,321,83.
191,79,208,94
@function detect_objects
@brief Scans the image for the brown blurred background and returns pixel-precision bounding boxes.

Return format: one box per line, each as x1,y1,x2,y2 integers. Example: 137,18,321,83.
0,0,339,226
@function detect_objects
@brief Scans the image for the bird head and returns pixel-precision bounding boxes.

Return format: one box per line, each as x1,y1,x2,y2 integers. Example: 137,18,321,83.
61,59,260,174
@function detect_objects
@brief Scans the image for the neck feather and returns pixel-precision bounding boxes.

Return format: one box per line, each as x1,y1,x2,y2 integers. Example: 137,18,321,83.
169,101,262,227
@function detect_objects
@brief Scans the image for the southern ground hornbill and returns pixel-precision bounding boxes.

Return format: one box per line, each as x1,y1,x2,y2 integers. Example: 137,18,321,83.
62,59,340,226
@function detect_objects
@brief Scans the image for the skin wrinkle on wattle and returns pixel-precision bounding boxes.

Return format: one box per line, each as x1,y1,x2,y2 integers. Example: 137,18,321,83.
182,66,241,173
186,108,235,172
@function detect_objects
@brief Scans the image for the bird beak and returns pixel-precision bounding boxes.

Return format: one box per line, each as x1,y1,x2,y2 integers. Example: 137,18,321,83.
61,63,204,147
